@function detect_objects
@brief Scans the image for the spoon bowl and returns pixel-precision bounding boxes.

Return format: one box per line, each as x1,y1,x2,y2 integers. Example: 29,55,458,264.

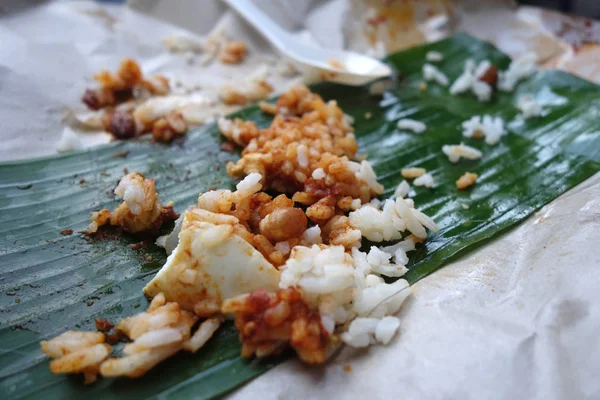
222,0,392,86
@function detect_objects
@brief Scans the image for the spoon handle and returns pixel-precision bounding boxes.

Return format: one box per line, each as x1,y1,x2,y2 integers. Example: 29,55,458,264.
222,0,290,52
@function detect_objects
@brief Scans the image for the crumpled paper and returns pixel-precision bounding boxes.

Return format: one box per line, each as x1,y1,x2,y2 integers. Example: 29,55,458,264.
1,1,599,399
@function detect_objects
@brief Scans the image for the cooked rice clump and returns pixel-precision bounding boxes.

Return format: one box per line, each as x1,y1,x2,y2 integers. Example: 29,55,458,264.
223,288,330,364
219,85,382,224
47,86,442,378
82,58,169,111
442,143,483,163
87,172,178,235
196,173,361,267
462,115,506,145
42,293,222,382
193,178,438,361
422,63,449,86
101,293,222,378
456,172,478,190
41,331,111,384
449,59,497,102
517,95,543,119
81,58,197,143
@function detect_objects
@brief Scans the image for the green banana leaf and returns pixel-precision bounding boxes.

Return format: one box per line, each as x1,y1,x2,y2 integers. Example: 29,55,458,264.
1,33,599,399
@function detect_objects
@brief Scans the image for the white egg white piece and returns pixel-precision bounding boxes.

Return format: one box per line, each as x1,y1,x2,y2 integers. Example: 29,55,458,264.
144,208,280,316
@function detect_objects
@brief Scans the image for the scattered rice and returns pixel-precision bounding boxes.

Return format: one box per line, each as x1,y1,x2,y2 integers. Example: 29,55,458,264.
220,85,380,221
450,59,476,95
498,53,537,92
425,51,443,62
56,127,82,153
462,115,506,145
219,40,248,64
449,59,495,101
394,180,410,198
397,119,426,133
162,34,205,53
517,95,543,119
456,172,478,190
471,80,492,102
442,143,483,163
41,331,110,384
422,63,449,86
413,173,434,188
87,172,177,235
349,197,438,241
401,167,426,179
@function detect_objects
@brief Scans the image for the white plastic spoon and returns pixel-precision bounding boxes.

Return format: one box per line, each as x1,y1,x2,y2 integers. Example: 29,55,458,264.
222,0,392,86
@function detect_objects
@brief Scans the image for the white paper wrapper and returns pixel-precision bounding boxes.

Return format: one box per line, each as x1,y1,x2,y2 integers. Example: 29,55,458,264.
1,1,599,399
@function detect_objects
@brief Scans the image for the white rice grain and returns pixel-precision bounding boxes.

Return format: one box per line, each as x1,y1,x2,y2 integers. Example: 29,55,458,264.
461,115,506,145
413,173,434,188
356,160,385,195
498,53,537,92
422,63,449,86
312,168,326,180
123,328,183,355
297,144,309,168
442,143,483,163
517,95,543,119
236,172,262,196
397,119,426,133
275,241,291,255
182,317,222,353
300,226,322,245
394,180,410,198
425,51,444,62
472,80,492,102
374,316,401,345
56,127,82,153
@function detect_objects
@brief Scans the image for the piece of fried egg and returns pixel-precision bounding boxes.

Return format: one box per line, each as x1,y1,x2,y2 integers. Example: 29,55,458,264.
144,207,280,316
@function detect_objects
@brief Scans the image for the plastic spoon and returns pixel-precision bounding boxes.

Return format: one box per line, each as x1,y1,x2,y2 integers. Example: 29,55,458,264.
222,0,392,86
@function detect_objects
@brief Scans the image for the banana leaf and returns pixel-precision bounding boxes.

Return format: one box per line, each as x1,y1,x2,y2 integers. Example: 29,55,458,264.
0,33,599,399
